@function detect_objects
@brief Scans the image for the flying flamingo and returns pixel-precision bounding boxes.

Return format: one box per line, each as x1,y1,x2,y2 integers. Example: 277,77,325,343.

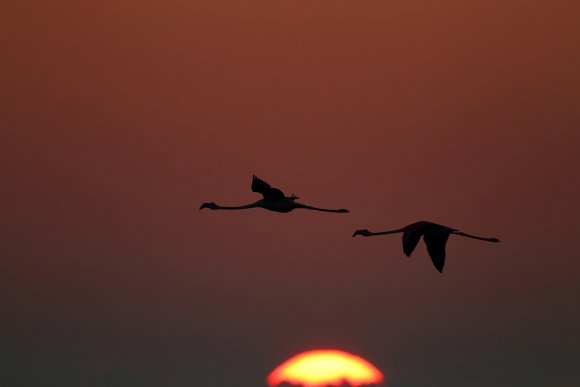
200,175,349,214
352,221,499,272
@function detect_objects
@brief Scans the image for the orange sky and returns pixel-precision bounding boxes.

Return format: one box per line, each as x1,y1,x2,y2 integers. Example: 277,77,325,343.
2,1,580,386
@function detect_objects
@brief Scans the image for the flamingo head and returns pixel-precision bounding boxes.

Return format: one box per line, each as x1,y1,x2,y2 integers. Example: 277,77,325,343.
199,202,219,210
352,229,372,237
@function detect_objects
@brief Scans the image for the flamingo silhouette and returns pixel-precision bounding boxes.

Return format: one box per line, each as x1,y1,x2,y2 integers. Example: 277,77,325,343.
353,221,499,272
200,175,349,214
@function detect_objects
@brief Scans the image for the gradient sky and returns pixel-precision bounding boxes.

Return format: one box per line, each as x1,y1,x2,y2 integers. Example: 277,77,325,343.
2,1,580,386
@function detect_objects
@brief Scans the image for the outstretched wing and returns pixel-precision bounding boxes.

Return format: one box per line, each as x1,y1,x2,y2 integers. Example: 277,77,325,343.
251,175,286,200
423,228,451,273
402,229,422,257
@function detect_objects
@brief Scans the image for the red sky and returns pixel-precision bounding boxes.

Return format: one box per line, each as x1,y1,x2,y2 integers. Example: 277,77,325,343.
2,1,580,386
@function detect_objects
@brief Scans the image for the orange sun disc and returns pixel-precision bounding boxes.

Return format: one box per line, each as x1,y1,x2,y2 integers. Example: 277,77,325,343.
267,349,384,387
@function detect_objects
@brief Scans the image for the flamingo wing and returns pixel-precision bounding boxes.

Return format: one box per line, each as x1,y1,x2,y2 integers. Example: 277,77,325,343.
423,228,452,273
402,229,422,257
251,175,286,200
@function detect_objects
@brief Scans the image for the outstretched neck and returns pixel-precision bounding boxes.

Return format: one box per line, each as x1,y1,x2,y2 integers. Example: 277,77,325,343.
453,231,500,242
215,202,261,210
371,228,405,236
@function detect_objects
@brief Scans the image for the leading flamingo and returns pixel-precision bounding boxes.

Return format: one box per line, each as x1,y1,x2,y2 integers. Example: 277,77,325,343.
200,175,349,214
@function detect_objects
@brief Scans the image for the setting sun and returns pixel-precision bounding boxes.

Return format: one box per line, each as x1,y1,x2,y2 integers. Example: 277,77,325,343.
268,349,384,387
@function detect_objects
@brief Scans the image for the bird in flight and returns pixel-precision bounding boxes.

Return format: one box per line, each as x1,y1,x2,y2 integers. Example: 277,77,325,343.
200,175,349,214
352,221,499,272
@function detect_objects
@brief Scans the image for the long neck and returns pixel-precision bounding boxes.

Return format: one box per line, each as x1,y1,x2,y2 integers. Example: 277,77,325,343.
215,202,261,210
453,231,499,242
370,228,405,236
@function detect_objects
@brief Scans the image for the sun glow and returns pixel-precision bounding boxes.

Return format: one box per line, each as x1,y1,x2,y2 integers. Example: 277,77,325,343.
268,349,384,387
